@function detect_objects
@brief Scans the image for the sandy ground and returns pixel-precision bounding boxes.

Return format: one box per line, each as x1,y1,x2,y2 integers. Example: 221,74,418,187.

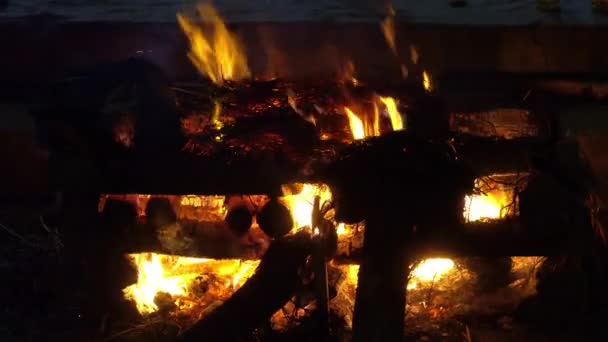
0,0,606,24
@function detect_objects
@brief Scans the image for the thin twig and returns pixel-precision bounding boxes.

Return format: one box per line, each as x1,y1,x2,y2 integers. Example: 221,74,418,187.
0,221,39,249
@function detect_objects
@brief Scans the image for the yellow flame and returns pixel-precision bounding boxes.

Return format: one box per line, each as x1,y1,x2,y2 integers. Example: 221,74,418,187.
423,70,433,92
281,183,333,231
177,4,251,84
345,97,404,140
124,253,259,315
464,176,515,222
464,191,512,222
408,258,454,289
344,107,366,140
336,223,346,236
379,96,404,131
341,258,455,292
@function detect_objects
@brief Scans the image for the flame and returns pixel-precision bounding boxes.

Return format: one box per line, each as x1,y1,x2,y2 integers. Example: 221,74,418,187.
344,96,404,140
177,4,250,84
336,223,346,236
408,258,454,289
379,96,404,131
124,253,259,315
423,70,433,92
339,258,455,293
464,194,504,222
380,5,397,55
344,107,366,140
464,176,517,222
380,5,407,79
281,183,333,231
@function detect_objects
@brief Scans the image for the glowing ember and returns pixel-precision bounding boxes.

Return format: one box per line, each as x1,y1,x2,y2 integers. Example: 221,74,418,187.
124,253,259,315
177,3,251,84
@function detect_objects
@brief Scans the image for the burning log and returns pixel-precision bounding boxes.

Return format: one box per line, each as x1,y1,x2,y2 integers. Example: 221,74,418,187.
177,232,314,341
322,131,473,341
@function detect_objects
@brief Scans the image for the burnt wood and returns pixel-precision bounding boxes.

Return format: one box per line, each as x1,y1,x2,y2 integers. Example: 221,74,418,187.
177,232,314,342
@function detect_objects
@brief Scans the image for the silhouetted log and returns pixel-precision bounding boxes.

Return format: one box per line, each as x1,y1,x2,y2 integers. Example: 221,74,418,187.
322,131,474,224
352,210,411,342
455,136,546,175
32,58,183,156
177,232,314,342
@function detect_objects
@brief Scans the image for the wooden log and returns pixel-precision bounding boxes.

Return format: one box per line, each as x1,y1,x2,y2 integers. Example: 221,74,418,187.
177,232,314,342
352,208,411,342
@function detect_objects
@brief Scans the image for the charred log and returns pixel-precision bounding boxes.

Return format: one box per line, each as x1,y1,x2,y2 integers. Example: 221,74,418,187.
352,212,411,342
224,205,253,237
257,198,294,238
322,131,474,225
177,232,314,342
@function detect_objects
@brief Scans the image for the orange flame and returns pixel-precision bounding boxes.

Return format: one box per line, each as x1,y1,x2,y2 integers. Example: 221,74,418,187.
380,5,407,79
463,176,518,222
281,183,333,231
177,3,250,84
379,96,404,131
124,253,259,314
380,5,397,55
344,107,366,140
344,96,404,140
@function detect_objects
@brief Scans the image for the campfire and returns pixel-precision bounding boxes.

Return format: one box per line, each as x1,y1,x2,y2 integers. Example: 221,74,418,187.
99,179,544,339
16,1,603,341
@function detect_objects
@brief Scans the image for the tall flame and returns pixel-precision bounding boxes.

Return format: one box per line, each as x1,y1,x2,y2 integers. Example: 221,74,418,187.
177,3,251,84
344,107,366,140
380,5,397,55
379,96,404,131
380,4,407,79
